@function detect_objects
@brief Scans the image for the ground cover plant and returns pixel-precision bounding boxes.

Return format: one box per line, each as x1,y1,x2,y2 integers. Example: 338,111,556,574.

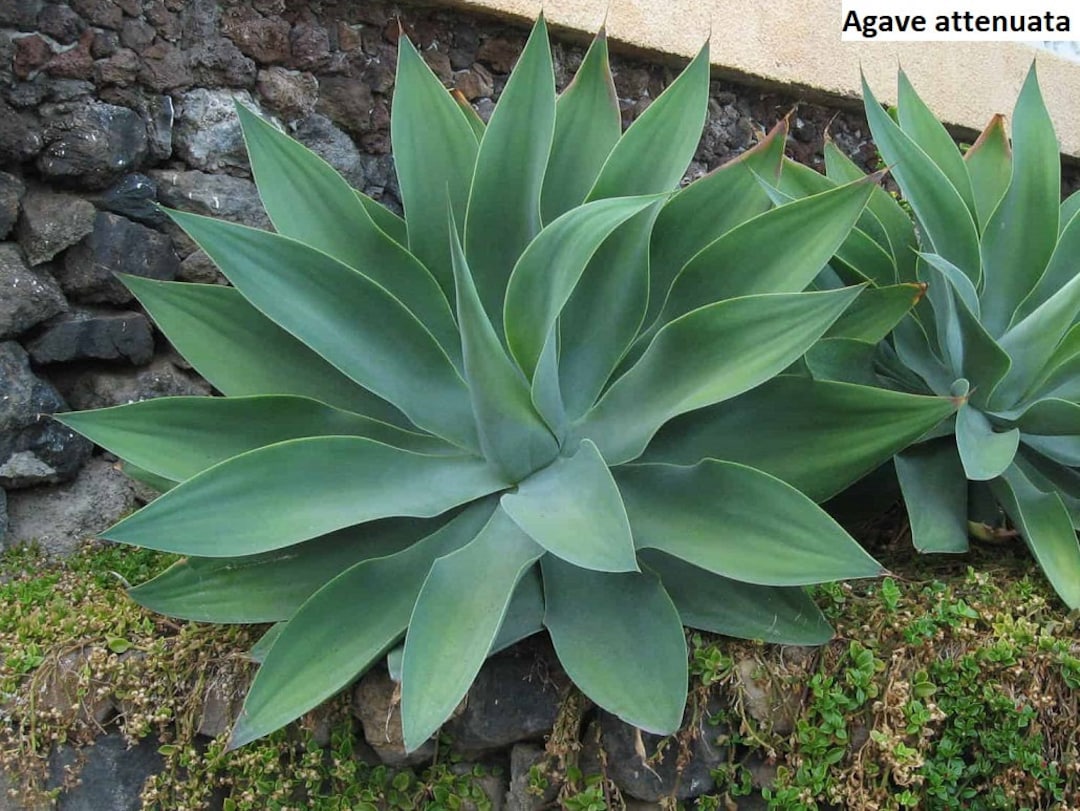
55,16,956,754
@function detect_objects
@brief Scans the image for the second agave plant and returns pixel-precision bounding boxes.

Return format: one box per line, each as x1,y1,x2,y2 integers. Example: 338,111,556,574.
59,18,954,749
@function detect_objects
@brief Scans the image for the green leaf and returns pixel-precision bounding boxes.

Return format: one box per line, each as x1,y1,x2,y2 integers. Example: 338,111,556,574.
655,177,875,325
401,507,543,751
894,440,970,552
464,16,556,328
451,88,486,141
617,460,882,585
103,437,508,556
647,119,788,325
804,338,879,386
824,283,926,343
639,550,833,645
122,277,406,425
1011,398,1080,436
129,517,439,622
896,69,976,215
392,34,479,296
355,191,408,246
862,74,980,282
121,462,175,493
229,502,495,748
236,105,459,357
955,405,1019,481
1014,206,1080,324
579,287,862,464
502,439,637,572
1025,323,1080,402
542,555,687,734
641,375,958,502
540,29,620,224
992,464,1080,609
168,212,478,450
980,64,1060,336
504,194,660,378
449,213,557,480
58,395,455,483
963,114,1012,230
1062,189,1080,236
248,623,285,664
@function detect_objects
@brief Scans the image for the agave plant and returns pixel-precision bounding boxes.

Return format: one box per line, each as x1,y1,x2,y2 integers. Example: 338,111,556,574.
59,18,956,750
802,65,1080,608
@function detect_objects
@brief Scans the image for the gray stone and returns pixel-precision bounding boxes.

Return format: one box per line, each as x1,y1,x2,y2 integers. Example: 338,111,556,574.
96,173,163,226
0,488,7,545
177,249,226,284
174,88,256,173
15,189,96,265
445,648,565,753
27,309,154,365
38,3,88,45
0,341,91,489
256,66,317,120
0,243,67,338
5,457,138,555
734,652,808,736
197,665,248,739
144,94,174,161
505,743,557,811
48,732,163,811
187,36,256,88
451,763,508,811
291,113,364,188
67,0,122,30
0,0,44,30
352,668,438,767
54,355,210,410
315,75,373,135
0,170,28,238
37,100,149,189
600,709,730,802
151,169,270,229
35,646,116,725
58,212,180,304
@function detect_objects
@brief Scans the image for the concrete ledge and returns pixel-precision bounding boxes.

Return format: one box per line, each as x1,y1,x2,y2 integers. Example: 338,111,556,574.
444,0,1080,158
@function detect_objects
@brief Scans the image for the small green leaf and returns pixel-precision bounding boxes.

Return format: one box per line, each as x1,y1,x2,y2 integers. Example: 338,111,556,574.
955,405,1019,481
229,502,495,749
541,29,620,223
107,637,132,654
502,439,637,573
542,556,687,735
617,460,882,585
401,507,543,751
580,287,862,464
464,15,556,327
894,440,970,552
103,437,508,556
639,550,834,645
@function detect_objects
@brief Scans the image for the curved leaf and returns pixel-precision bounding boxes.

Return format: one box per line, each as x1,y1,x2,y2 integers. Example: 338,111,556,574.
464,16,555,327
804,337,879,386
168,212,477,450
502,439,637,573
992,464,1080,609
894,440,970,552
542,555,687,735
355,191,408,246
641,375,958,502
103,437,508,556
392,34,479,295
980,64,1060,336
617,460,882,585
956,405,1020,481
122,277,406,425
963,113,1012,230
58,395,455,483
639,550,833,645
449,213,557,480
228,501,495,749
401,507,543,751
540,29,620,223
579,287,862,464
1014,207,1080,325
824,283,926,344
129,516,443,622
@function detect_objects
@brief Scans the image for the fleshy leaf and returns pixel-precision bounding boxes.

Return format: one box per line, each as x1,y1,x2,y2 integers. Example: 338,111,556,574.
579,287,862,464
963,114,1012,230
540,29,620,223
502,439,637,573
824,283,926,344
228,502,495,749
955,405,1020,481
894,440,970,552
103,437,508,556
639,550,834,645
123,277,407,425
401,507,543,751
617,460,882,585
58,395,455,483
464,15,556,328
168,212,478,450
542,556,687,735
641,375,958,502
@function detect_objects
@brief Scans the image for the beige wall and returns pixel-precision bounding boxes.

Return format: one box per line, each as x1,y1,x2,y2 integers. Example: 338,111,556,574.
445,0,1080,158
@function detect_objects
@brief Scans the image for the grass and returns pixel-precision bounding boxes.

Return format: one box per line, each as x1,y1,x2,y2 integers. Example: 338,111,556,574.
0,532,1077,809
